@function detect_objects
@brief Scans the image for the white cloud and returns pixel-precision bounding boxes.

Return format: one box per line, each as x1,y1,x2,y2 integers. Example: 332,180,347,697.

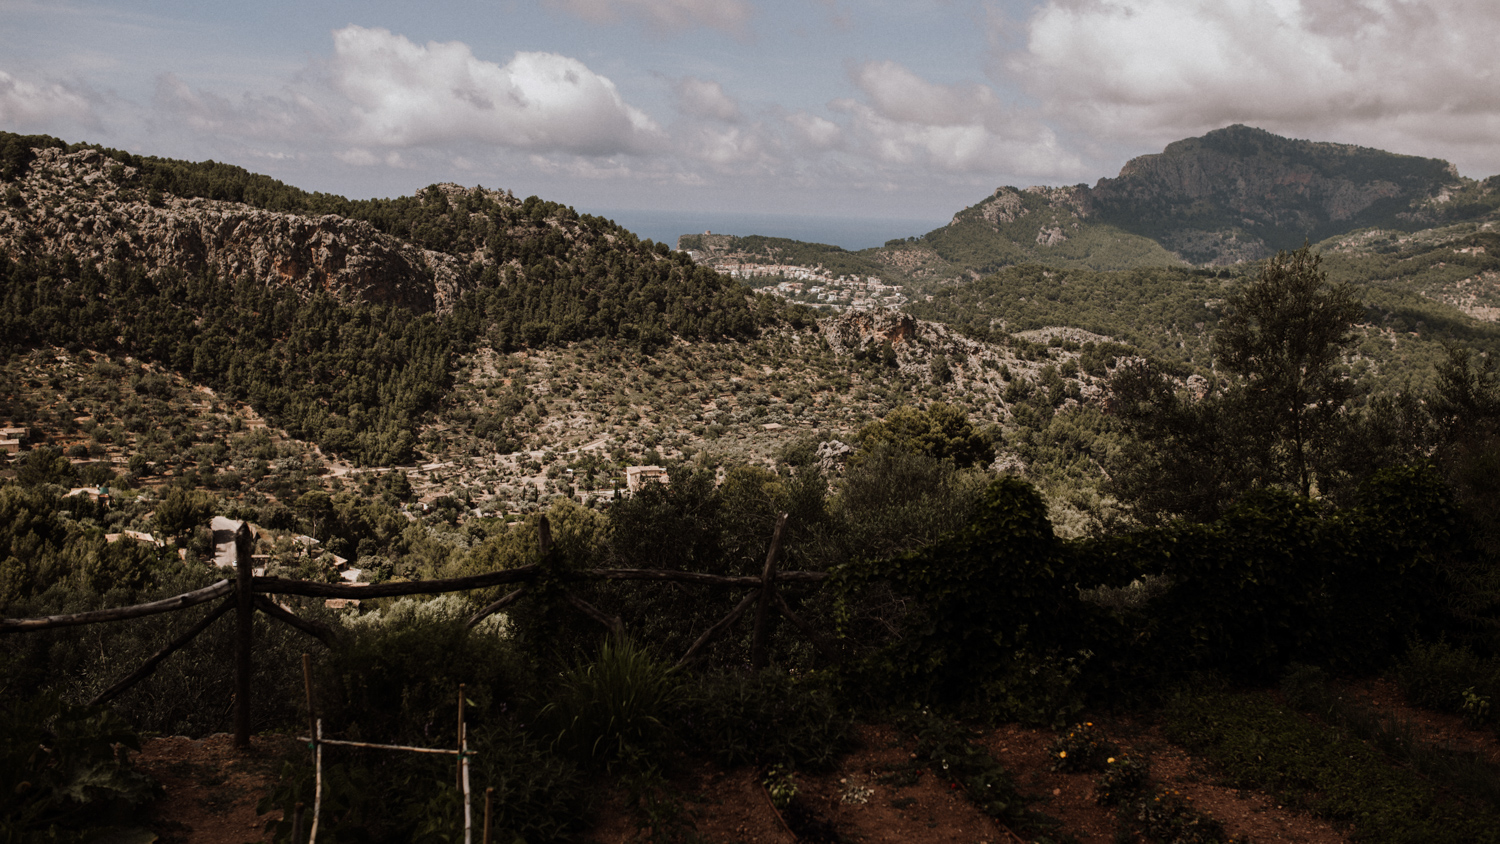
1014,0,1500,166
0,69,95,128
836,60,1084,178
674,77,741,121
851,61,998,127
679,124,771,166
153,73,333,140
544,0,752,33
329,25,664,156
787,111,843,150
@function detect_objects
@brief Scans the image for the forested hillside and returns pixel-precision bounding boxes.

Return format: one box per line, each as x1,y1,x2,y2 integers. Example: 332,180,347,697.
5,130,1500,844
0,131,784,465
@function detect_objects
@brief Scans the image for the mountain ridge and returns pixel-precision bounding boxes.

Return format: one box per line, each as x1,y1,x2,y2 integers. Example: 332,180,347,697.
685,125,1500,275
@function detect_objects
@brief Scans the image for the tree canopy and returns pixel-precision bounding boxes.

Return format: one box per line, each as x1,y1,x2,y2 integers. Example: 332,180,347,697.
1213,245,1363,497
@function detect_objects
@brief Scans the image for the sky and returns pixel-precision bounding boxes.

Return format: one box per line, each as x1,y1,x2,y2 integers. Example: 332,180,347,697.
4,0,1500,229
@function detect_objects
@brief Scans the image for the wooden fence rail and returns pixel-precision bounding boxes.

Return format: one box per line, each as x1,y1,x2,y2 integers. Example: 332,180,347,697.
1,513,831,748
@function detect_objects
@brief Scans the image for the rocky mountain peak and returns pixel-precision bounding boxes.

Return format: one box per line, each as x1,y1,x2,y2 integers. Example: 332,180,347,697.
1089,124,1464,262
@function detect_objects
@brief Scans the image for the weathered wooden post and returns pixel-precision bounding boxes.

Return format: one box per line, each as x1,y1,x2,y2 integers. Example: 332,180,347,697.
233,521,254,749
750,513,789,669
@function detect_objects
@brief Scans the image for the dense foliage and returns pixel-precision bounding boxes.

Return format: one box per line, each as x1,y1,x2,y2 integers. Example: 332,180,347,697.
0,256,446,464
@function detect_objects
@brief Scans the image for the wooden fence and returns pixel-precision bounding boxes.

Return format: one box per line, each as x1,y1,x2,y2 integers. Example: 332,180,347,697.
0,512,831,748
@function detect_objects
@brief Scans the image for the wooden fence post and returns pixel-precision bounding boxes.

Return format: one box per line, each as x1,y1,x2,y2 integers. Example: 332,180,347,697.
233,521,254,749
750,513,789,670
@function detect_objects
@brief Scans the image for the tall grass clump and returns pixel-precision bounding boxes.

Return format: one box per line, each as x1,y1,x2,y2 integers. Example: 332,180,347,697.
541,636,682,769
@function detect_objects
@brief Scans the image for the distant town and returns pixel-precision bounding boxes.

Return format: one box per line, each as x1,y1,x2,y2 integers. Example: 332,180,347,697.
685,252,908,312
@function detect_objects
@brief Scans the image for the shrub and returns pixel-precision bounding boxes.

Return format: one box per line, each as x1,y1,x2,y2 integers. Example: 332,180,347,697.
675,669,850,769
321,595,530,746
541,636,682,769
1094,755,1150,806
1393,639,1500,722
260,719,588,844
1049,721,1117,773
0,694,158,842
1122,789,1246,844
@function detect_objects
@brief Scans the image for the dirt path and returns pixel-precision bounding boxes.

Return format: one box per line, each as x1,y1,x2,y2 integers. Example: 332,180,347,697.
133,733,294,844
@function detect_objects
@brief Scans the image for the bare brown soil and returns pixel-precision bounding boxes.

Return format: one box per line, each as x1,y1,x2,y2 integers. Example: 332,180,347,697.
133,733,294,844
132,678,1500,844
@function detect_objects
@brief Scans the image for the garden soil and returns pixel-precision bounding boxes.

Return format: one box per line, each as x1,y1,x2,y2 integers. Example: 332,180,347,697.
131,680,1497,843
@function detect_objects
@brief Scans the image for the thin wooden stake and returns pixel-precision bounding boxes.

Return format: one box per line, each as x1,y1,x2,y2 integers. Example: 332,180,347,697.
233,522,254,749
483,787,494,844
309,719,323,844
462,719,473,844
457,684,466,794
750,513,789,669
292,802,304,844
302,653,318,759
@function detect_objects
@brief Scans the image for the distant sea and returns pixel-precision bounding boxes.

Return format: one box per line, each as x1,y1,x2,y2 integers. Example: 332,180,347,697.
586,208,949,252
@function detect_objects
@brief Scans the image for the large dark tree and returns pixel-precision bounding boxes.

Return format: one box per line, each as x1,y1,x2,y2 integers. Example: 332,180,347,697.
1213,245,1363,497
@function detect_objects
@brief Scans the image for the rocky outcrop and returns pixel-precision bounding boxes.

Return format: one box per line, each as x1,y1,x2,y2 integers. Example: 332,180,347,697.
0,147,467,311
820,309,919,355
1086,124,1463,262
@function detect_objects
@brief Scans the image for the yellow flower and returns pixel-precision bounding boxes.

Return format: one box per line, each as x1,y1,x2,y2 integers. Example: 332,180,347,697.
1107,757,1115,764
1058,751,1067,758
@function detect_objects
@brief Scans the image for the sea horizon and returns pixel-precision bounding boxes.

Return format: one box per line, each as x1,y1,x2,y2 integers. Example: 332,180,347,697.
586,208,949,252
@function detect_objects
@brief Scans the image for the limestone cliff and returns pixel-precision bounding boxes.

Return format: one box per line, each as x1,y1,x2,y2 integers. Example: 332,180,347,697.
1086,124,1466,263
0,147,469,312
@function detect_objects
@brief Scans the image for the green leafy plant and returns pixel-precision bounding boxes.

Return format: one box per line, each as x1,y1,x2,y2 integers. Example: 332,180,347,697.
1394,639,1500,723
1123,789,1247,844
763,764,797,810
674,669,850,769
542,636,682,769
1094,755,1150,806
0,694,159,843
1049,721,1117,773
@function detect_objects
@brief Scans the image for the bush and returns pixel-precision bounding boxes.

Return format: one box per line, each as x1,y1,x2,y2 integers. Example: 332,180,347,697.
0,694,158,842
1122,790,1246,844
260,719,588,844
541,636,681,769
675,669,850,769
1094,755,1150,806
321,595,531,746
1393,639,1500,722
1049,721,1117,773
